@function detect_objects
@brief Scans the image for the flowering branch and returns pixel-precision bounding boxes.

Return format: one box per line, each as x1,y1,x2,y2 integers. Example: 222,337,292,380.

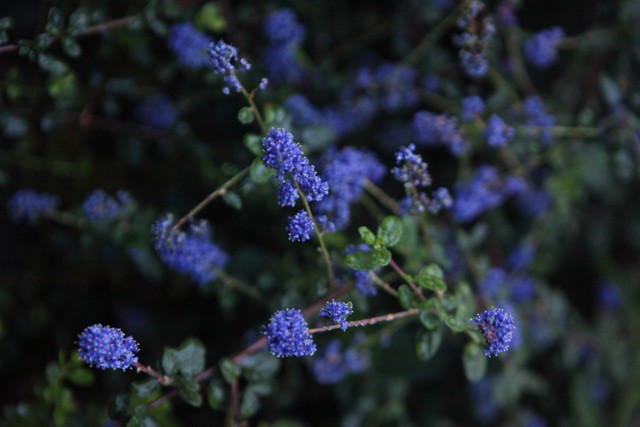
388,258,426,301
135,362,172,386
307,308,419,334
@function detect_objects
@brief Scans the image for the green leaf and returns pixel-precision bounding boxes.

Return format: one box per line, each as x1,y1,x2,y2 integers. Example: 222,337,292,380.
38,54,68,76
345,247,391,271
415,264,446,292
208,380,226,410
398,285,415,309
600,74,622,107
377,216,403,247
223,191,242,210
416,329,442,361
220,358,241,384
444,315,467,333
196,3,227,32
419,308,439,330
177,378,203,407
67,366,93,386
48,73,76,98
250,158,272,183
162,338,205,377
46,7,65,36
108,394,130,421
240,388,259,418
462,343,487,383
0,17,14,44
132,379,159,397
244,133,263,156
238,107,255,125
237,352,280,382
68,8,90,34
358,226,377,246
61,37,81,58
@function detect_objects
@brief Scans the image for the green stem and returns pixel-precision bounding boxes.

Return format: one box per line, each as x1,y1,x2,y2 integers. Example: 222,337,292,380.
172,166,250,230
239,80,267,135
368,271,399,297
364,180,400,215
389,258,426,301
214,268,260,300
402,4,461,66
293,181,335,287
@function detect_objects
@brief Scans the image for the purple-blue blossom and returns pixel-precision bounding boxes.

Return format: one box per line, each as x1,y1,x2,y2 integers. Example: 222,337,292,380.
83,190,132,222
7,189,60,224
597,280,622,310
286,210,314,242
413,111,467,155
263,308,316,357
484,114,515,147
472,307,516,357
524,27,565,69
392,144,431,188
461,95,485,121
167,23,212,69
208,39,251,94
264,8,306,46
452,166,508,222
151,214,229,286
523,95,556,144
134,94,177,129
77,324,139,370
319,300,353,330
310,339,370,384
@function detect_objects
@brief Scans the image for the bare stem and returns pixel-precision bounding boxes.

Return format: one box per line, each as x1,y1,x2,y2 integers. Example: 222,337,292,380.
214,268,260,300
307,309,419,334
239,81,267,135
368,271,399,297
293,181,335,287
135,362,172,385
172,167,250,230
364,180,401,215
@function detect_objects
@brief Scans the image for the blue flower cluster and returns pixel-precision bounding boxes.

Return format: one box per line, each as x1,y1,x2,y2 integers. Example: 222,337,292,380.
262,128,329,241
208,39,251,94
286,210,314,242
597,280,622,311
167,23,213,69
77,324,139,370
7,189,60,224
263,308,316,357
453,1,495,78
523,96,556,144
315,147,385,231
319,300,353,331
524,27,565,69
83,190,132,222
134,94,178,129
310,338,370,384
151,214,229,286
461,95,485,121
453,166,526,222
478,265,536,303
352,63,419,112
393,144,452,214
484,114,515,147
413,111,468,155
472,307,516,357
264,9,305,84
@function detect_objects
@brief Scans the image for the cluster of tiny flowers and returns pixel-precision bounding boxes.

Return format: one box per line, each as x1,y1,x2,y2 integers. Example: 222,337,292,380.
392,144,452,214
262,128,329,241
478,266,535,303
208,39,251,94
344,244,378,296
472,307,516,357
134,94,178,129
523,96,556,144
310,338,370,384
351,63,419,112
263,308,316,357
597,280,622,311
264,9,305,84
461,95,485,121
151,214,229,286
83,190,132,222
7,189,60,224
453,1,495,78
77,324,139,370
315,147,385,231
413,111,468,155
286,210,314,242
524,26,565,69
497,3,519,27
453,166,526,222
166,23,213,69
484,114,515,147
319,300,353,331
